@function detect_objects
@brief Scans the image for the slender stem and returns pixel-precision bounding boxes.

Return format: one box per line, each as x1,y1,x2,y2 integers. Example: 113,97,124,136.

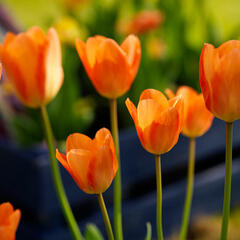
109,99,123,240
97,194,115,240
179,138,196,240
220,122,233,240
155,155,164,240
40,106,82,240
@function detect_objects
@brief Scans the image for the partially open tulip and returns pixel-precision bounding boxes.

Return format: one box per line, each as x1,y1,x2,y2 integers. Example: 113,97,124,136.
126,89,183,155
165,86,214,138
199,40,240,122
75,35,141,99
56,128,118,194
0,26,63,108
0,202,21,240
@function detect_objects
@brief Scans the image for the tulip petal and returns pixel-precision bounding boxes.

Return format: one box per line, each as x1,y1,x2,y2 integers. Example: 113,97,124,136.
121,34,141,79
43,28,64,105
75,39,93,80
56,149,71,173
66,133,93,153
94,128,118,175
137,99,161,129
0,203,13,224
1,33,42,106
26,26,46,46
143,102,181,154
92,39,131,98
8,209,21,231
165,88,175,99
93,143,118,193
86,36,106,68
199,43,215,112
140,89,169,109
67,149,94,194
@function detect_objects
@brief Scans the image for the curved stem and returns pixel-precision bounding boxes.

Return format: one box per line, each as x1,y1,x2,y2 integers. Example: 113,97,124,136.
179,138,195,240
155,154,164,240
109,99,123,240
40,106,82,240
220,122,233,240
97,194,114,240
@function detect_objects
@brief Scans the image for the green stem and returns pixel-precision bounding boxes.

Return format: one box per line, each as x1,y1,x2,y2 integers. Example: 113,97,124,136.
220,122,233,240
155,155,164,240
97,194,115,240
179,138,195,240
109,99,123,240
40,106,82,240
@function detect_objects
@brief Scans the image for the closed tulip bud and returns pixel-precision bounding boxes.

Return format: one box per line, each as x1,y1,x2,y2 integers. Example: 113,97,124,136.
0,202,21,240
75,35,141,99
0,26,64,108
56,128,118,194
126,89,183,155
165,86,214,138
199,40,240,122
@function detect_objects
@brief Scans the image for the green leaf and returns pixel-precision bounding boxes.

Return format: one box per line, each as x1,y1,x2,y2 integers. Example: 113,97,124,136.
144,222,152,240
84,224,104,240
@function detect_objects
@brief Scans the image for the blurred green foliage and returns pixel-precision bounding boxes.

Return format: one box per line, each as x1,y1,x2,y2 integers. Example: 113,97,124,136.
1,0,240,145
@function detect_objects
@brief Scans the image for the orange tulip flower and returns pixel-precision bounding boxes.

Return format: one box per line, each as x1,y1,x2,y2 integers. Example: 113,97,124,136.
0,26,64,108
165,86,214,138
75,35,141,99
199,40,240,122
0,202,21,240
56,128,118,194
125,89,183,155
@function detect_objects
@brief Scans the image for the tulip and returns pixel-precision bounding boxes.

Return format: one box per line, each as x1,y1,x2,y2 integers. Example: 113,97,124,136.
75,34,141,99
166,86,213,240
126,89,183,155
165,86,214,138
0,26,63,108
199,40,240,240
199,40,240,123
56,128,118,194
0,202,21,240
117,10,164,36
126,89,183,240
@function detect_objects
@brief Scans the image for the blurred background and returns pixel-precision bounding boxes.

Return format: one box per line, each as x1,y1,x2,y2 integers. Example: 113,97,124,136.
0,0,240,146
1,0,240,239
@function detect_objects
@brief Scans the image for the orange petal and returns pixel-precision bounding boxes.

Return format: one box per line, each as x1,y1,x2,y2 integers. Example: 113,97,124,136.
26,26,46,46
9,209,21,231
94,128,118,175
75,39,93,80
120,34,141,79
183,94,214,137
0,203,13,224
67,149,94,194
199,43,215,113
1,33,42,107
43,28,64,105
93,140,118,193
139,89,169,109
56,149,72,174
86,36,107,68
143,101,182,154
137,99,161,129
92,39,131,98
165,88,175,99
66,133,93,153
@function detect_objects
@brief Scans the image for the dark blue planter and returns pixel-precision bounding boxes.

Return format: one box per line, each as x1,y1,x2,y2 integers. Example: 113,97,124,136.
0,118,240,239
